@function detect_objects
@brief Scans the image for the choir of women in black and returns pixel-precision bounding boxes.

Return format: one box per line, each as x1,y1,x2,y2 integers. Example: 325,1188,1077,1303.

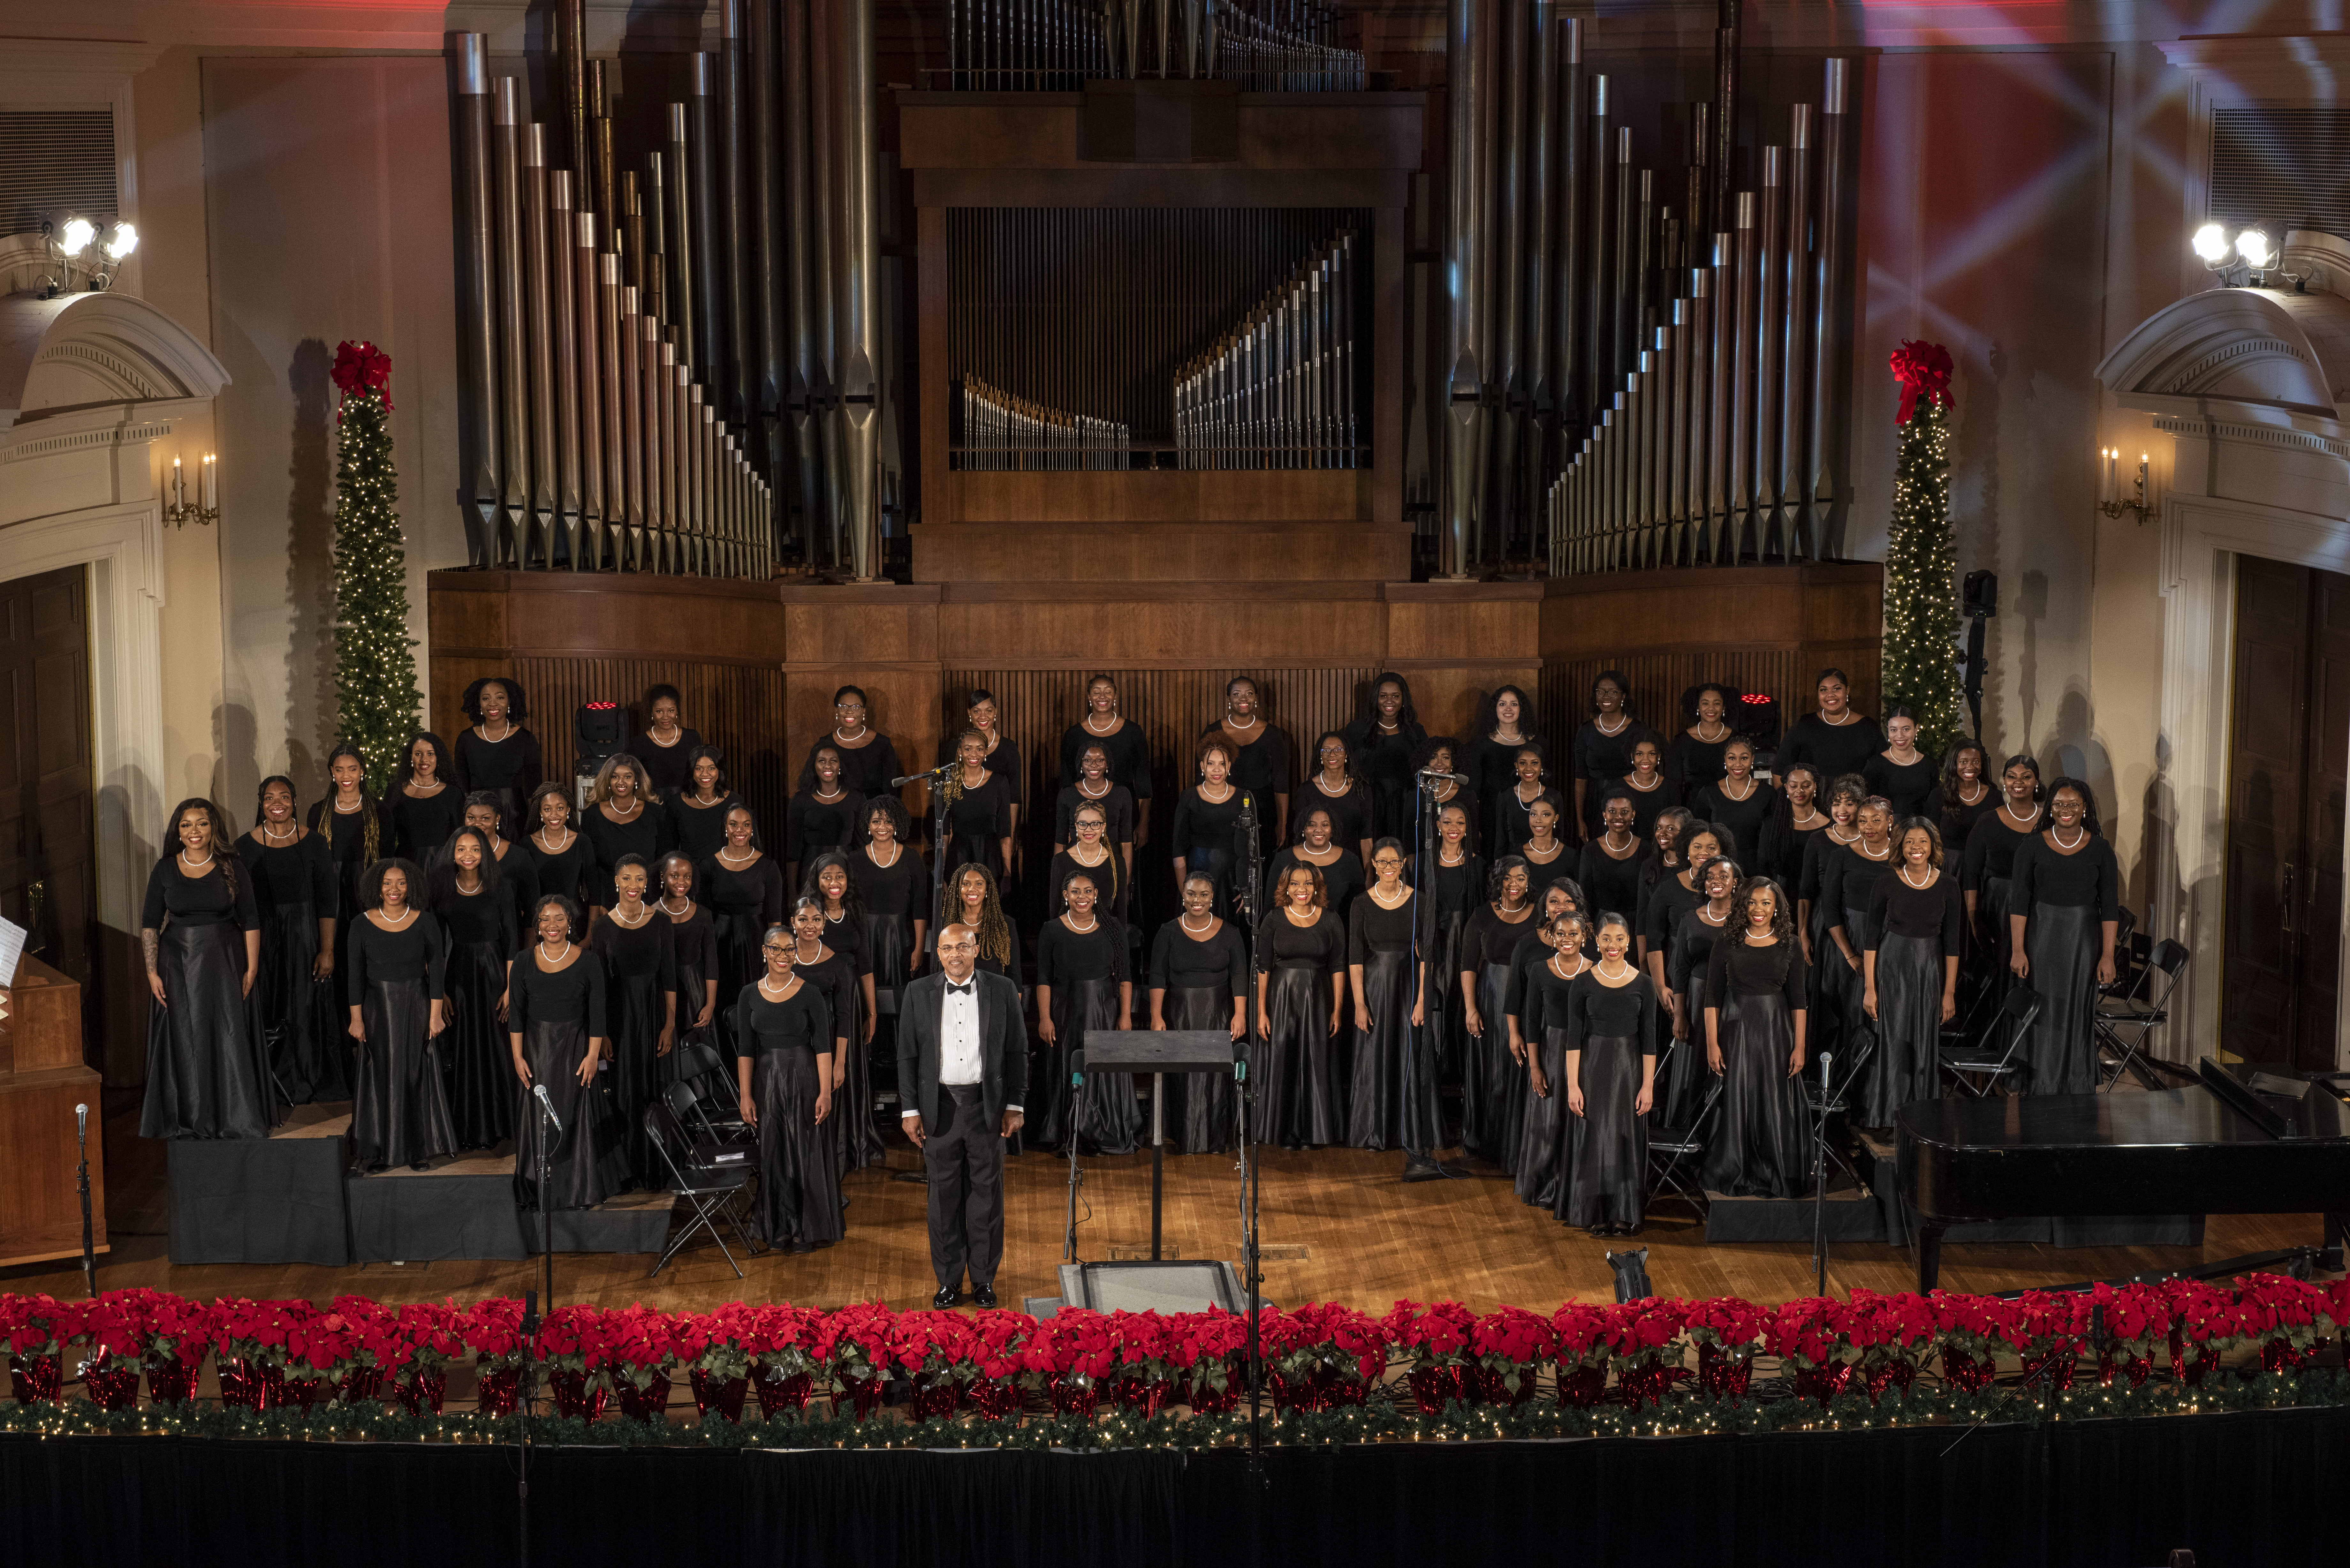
702,804,788,1058
1035,871,1138,1154
524,781,595,911
785,745,860,886
633,684,704,799
1170,736,1250,919
1577,791,1645,934
1254,863,1348,1149
1207,676,1291,849
509,894,614,1210
1863,819,1964,1123
1149,874,1250,1153
1864,707,1937,821
1458,856,1536,1168
241,777,345,1105
802,850,880,1168
582,754,664,911
1515,910,1590,1212
939,728,1016,886
668,746,742,865
1558,914,1659,1234
347,858,457,1172
1346,840,1435,1161
1700,877,1813,1199
658,854,722,1071
1264,806,1364,922
451,678,541,839
732,923,841,1251
799,685,903,806
1962,753,2046,1016
2009,779,2121,1096
386,733,466,864
1777,667,1882,785
1048,800,1127,922
1299,731,1374,863
428,826,515,1150
1660,851,1740,1129
1571,671,1647,841
1691,738,1774,864
1341,671,1426,841
141,798,272,1140
1059,675,1154,851
1666,684,1736,807
588,854,677,1185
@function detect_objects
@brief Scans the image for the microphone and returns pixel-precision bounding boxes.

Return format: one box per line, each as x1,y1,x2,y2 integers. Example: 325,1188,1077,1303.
1068,1048,1085,1088
1418,769,1472,786
75,1103,87,1141
533,1082,564,1134
888,762,955,788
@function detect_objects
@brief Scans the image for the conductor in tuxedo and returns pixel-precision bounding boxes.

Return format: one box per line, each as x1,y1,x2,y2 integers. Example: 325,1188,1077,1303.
898,922,1028,1308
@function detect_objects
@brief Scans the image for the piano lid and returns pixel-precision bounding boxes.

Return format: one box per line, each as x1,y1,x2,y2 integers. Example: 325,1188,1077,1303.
1898,1076,2349,1152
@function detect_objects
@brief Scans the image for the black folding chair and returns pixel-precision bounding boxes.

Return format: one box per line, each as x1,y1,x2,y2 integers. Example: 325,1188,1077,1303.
1940,985,2042,1097
2097,939,2188,1091
1801,1033,1876,1196
1647,1077,1724,1220
643,1100,760,1279
666,1036,752,1143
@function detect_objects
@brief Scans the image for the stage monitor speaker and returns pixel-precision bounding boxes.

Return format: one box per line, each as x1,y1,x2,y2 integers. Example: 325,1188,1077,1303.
1057,1259,1251,1314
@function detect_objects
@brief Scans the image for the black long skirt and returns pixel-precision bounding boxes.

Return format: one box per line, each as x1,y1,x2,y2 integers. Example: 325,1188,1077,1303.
1803,899,1840,1058
710,908,765,1058
1168,985,1240,1155
442,939,514,1150
668,951,716,1087
1834,904,1882,1110
1057,975,1141,1155
836,909,906,1172
1698,992,1813,1199
750,1048,845,1246
350,978,458,1169
512,1018,615,1211
1258,963,1341,1149
1868,932,1946,1125
1558,1031,1650,1228
2023,901,2101,1095
1424,910,1469,1085
1653,970,1709,1131
1346,949,1437,1152
254,900,346,1106
606,969,668,1187
140,921,276,1140
1515,1024,1571,1209
1461,961,1521,1169
1973,874,2018,1015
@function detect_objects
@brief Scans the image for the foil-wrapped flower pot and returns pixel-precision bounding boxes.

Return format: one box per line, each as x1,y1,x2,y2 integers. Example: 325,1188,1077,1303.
835,1371,889,1420
1109,1375,1169,1418
753,1365,814,1418
9,1353,61,1405
688,1369,748,1423
398,1368,448,1416
474,1364,522,1418
546,1368,609,1422
614,1373,671,1423
963,1379,1021,1421
1406,1362,1467,1414
146,1352,202,1408
1048,1375,1098,1419
909,1373,963,1421
80,1359,140,1412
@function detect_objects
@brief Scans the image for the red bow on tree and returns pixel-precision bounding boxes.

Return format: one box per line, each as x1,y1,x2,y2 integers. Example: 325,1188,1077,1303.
331,340,394,412
1889,339,1953,425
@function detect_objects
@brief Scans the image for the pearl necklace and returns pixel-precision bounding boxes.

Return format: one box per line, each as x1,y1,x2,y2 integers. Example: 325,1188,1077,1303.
1315,774,1350,794
376,904,415,927
758,973,797,998
1699,903,1730,925
1828,824,1860,844
1596,955,1634,981
1180,912,1213,935
1198,781,1233,803
1819,707,1855,727
179,848,215,870
867,841,901,868
1601,830,1636,854
537,826,572,851
793,939,826,964
1078,777,1111,799
1956,781,1988,805
2006,800,2043,827
1626,774,1661,791
1718,776,1756,802
333,795,364,813
1371,883,1409,908
1592,712,1627,736
1855,839,1891,861
537,939,570,963
2052,823,2086,851
607,903,649,927
1224,712,1260,733
659,896,694,917
262,821,296,842
835,724,869,744
689,788,723,807
718,845,757,864
1070,842,1107,866
1899,864,1935,889
1084,711,1119,734
1438,847,1466,866
604,796,642,819
1789,804,1823,827
1549,951,1587,980
811,782,845,802
1694,719,1728,742
478,717,513,744
1063,912,1099,934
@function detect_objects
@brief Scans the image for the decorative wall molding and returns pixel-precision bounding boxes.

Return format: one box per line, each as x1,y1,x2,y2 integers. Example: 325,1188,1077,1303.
0,419,175,467
2151,414,2350,464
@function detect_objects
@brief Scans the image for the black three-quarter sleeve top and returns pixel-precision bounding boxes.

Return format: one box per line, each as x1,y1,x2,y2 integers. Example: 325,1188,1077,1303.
1207,723,1292,810
791,946,859,1046
1690,781,1776,866
453,727,543,802
1572,720,1655,802
668,792,744,865
699,856,787,931
1961,815,2036,893
802,735,904,806
851,846,930,921
508,951,608,1038
1705,938,1811,1008
1666,732,1731,805
1056,783,1137,848
667,904,720,985
236,834,338,916
345,912,448,1006
1253,909,1347,974
1265,847,1365,921
590,913,678,993
1347,892,1418,965
1778,713,1884,784
1148,919,1249,997
1641,873,1705,956
938,734,1027,810
1926,784,2000,861
1565,971,1660,1052
1459,904,1534,975
143,857,261,931
784,788,860,868
1171,788,1249,865
634,729,704,799
1577,840,1644,926
1798,831,1849,915
582,807,668,886
526,830,596,911
1862,752,1938,821
1059,721,1154,802
1823,844,1899,927
2011,834,2122,918
1036,916,1129,988
735,979,832,1056
385,787,468,863
436,881,517,952
944,773,1016,855
1864,871,1966,953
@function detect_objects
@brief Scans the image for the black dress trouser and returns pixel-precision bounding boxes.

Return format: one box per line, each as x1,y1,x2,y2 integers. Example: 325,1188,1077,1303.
924,1083,1005,1288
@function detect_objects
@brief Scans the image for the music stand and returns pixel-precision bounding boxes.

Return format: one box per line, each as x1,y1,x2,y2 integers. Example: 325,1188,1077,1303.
1070,1029,1239,1260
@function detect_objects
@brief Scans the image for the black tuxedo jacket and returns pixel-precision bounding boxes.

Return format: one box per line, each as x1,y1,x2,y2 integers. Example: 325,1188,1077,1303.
896,968,1029,1128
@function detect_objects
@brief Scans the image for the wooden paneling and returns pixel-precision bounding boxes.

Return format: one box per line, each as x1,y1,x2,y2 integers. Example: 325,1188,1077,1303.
913,521,1411,582
898,92,1428,177
938,594,1393,667
429,572,790,665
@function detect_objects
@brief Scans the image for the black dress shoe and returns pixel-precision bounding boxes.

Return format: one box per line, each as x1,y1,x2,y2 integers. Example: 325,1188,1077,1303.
932,1284,963,1309
787,1239,814,1255
971,1283,997,1309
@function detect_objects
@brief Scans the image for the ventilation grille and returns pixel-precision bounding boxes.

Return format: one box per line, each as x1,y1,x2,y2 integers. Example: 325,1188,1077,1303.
0,109,117,238
2211,105,2350,239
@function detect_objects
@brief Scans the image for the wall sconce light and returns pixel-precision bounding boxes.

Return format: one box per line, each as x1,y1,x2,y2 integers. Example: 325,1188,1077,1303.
165,453,218,528
2096,447,2155,524
37,215,138,299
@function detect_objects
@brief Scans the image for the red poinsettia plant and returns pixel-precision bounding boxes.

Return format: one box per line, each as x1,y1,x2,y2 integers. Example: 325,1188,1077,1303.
214,1298,317,1371
599,1304,684,1393
534,1303,616,1386
1,1292,82,1360
1174,1308,1252,1406
456,1297,527,1371
736,1301,833,1380
1469,1305,1557,1397
77,1290,153,1377
380,1301,466,1376
829,1301,911,1386
676,1300,758,1384
1382,1300,1479,1369
1019,1308,1115,1390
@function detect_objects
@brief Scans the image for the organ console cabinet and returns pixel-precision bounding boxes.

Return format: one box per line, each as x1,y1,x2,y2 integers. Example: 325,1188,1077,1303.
0,955,106,1269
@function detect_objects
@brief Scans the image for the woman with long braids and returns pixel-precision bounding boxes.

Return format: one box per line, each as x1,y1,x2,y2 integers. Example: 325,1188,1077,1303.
240,776,345,1105
657,854,721,1074
588,852,678,1186
508,893,612,1211
1253,863,1347,1150
1036,870,1138,1155
1518,909,1592,1212
735,918,841,1252
523,781,595,913
1699,876,1813,1199
801,849,880,1169
582,753,665,913
700,804,787,1059
426,826,515,1151
1459,856,1536,1169
141,798,272,1140
307,744,380,979
346,857,456,1172
1150,872,1250,1154
1341,671,1428,841
385,732,466,864
2009,779,2121,1095
936,861,1023,990
1556,911,1659,1236
451,677,542,840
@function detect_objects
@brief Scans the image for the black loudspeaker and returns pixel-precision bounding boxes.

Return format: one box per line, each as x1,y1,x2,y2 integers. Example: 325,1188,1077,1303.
574,701,632,778
1963,569,1999,619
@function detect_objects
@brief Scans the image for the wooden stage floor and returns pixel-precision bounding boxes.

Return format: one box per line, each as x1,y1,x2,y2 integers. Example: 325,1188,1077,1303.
4,1092,2331,1312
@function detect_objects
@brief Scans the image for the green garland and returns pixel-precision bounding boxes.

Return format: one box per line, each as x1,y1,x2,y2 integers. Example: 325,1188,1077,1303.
1881,361,1968,757
330,368,423,797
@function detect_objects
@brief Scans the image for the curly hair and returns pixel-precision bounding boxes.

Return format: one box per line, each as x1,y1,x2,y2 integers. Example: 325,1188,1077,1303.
1487,854,1530,907
863,793,911,843
460,676,529,724
1476,684,1540,748
360,856,425,913
1893,817,1944,870
938,861,1015,971
1729,875,1794,946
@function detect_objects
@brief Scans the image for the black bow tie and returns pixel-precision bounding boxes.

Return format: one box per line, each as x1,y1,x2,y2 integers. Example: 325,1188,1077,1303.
946,981,974,996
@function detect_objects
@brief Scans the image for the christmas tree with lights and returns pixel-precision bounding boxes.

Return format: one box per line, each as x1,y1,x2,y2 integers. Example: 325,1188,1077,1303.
1882,340,1967,758
330,340,422,795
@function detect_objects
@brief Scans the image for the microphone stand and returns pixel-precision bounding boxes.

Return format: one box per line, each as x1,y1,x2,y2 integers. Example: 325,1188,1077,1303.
1062,1049,1085,1261
1811,1048,1833,1297
517,1286,539,1568
533,1088,560,1313
74,1104,95,1298
1233,790,1264,1465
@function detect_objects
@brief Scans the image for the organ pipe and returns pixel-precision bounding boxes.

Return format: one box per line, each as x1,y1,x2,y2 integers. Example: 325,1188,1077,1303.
454,38,497,569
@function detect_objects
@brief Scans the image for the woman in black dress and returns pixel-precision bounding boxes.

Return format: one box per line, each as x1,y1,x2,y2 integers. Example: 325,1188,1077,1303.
1490,744,1569,859
1618,737,1673,840
1346,840,1433,1159
938,689,1025,873
1467,686,1542,841
1926,740,1996,863
851,795,930,1065
1410,736,1471,845
1519,910,1591,1212
1864,818,1964,1124
1341,671,1427,841
1205,676,1292,849
1054,741,1137,895
635,684,703,800
798,684,903,810
1505,876,1588,1071
785,744,860,890
141,798,271,1140
702,805,788,1059
1048,800,1128,922
1517,795,1572,880
782,893,865,1174
1692,738,1775,865
1641,822,1725,1047
307,745,379,980
1822,795,1899,1099
241,777,345,1105
1666,683,1735,808
588,853,677,1185
802,850,880,1169
1059,675,1154,853
1299,731,1374,865
938,862,1024,991
669,746,744,867
1778,667,1883,785
1459,856,1536,1169
508,893,613,1211
1577,790,1645,934
2009,779,2121,1096
1416,803,1483,1095
1559,913,1659,1235
1962,753,2046,1016
1170,736,1250,920
524,782,595,912
1150,873,1250,1154
657,853,721,1074
1759,763,1825,896
732,922,840,1252
1662,855,1740,1127
1863,707,1937,821
1253,863,1348,1150
582,754,666,913
1036,871,1138,1154
939,727,1017,890
462,793,541,935
385,733,466,864
451,678,542,841
1633,807,1694,966
1571,670,1649,842
346,857,457,1171
1264,806,1364,923
1699,876,1812,1199
427,827,515,1151
1797,773,1866,970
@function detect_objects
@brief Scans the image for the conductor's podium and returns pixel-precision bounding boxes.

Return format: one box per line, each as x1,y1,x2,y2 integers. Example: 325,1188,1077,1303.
0,955,104,1268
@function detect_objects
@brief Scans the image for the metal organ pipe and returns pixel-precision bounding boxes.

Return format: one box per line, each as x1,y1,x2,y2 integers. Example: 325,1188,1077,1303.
491,78,528,566
1754,145,1785,555
1440,0,1482,579
1810,58,1850,553
522,123,558,568
454,36,497,568
1779,104,1814,556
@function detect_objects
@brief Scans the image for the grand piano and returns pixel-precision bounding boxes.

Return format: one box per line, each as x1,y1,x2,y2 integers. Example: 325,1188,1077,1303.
1896,1060,2350,1291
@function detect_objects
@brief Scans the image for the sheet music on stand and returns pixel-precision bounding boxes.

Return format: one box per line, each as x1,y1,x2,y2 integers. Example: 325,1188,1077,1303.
0,913,29,988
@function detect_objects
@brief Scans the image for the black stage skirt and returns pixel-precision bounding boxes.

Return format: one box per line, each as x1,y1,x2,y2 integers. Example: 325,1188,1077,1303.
1869,931,1946,1126
254,899,346,1106
140,920,276,1140
750,1048,845,1246
1654,969,1709,1131
1167,985,1240,1155
1973,874,2018,1016
2024,901,2101,1096
668,950,716,1088
1557,1030,1649,1228
349,978,458,1170
837,909,908,1171
1804,899,1839,1058
1515,1024,1571,1210
1425,910,1469,1085
443,939,516,1150
1346,949,1436,1152
710,907,766,1058
512,1018,616,1211
1461,961,1521,1169
1258,962,1340,1150
1834,904,1882,1113
1697,991,1812,1200
1056,975,1140,1156
606,969,668,1187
